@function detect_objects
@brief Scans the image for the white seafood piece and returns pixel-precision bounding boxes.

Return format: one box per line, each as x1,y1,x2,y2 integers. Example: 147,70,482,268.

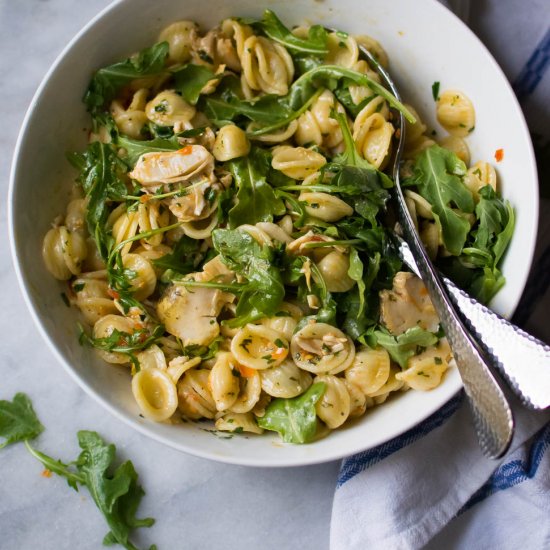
157,283,224,346
379,272,440,335
129,145,214,186
168,178,213,221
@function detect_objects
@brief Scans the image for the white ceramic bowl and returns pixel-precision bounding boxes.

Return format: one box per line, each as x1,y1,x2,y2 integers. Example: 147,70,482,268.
9,0,538,466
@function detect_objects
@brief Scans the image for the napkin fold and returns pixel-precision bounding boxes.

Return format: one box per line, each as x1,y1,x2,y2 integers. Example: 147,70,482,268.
331,396,550,549
330,2,550,548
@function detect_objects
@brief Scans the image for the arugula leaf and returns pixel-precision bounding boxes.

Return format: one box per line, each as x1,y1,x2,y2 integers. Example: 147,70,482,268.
474,185,515,267
0,393,44,449
348,248,366,318
257,382,326,443
406,145,474,255
26,431,155,550
226,147,286,227
364,326,438,368
68,142,128,260
174,64,217,104
84,42,169,113
152,235,202,274
117,135,181,168
79,324,165,371
258,10,328,54
205,92,291,125
212,229,285,326
329,111,392,224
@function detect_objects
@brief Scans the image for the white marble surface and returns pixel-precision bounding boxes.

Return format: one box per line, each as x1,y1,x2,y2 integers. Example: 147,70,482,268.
1,2,549,550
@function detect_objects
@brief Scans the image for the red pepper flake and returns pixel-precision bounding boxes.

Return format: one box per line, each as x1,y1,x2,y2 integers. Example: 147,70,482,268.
178,145,193,155
139,194,151,203
107,288,121,300
495,148,504,162
41,469,52,478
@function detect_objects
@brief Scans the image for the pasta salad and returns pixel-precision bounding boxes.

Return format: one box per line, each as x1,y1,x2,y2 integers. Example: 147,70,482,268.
42,11,514,443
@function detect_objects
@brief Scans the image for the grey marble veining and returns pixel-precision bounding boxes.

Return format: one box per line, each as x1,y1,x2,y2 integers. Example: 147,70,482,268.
0,1,338,549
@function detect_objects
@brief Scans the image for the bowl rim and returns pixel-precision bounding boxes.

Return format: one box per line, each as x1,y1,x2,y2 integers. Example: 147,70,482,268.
8,0,539,467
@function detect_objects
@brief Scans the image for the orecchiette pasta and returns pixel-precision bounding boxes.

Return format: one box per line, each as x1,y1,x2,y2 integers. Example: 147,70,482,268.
241,35,294,95
299,192,354,222
44,10,518,444
159,20,198,63
213,124,251,161
315,251,356,293
43,225,87,280
325,33,359,68
132,367,178,421
291,323,355,375
72,277,118,324
313,375,351,429
271,146,327,179
260,360,312,398
436,89,475,137
215,412,264,434
231,324,289,370
345,347,391,396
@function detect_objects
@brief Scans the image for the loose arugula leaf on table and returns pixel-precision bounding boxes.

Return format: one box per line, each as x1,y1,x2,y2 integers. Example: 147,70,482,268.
26,430,155,550
1,394,155,549
257,382,327,443
84,42,169,114
68,142,128,260
364,326,439,368
174,63,218,104
257,10,328,55
212,228,285,326
404,144,474,256
0,393,44,449
226,147,286,227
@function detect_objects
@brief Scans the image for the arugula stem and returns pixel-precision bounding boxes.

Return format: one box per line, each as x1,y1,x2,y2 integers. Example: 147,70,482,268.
108,222,182,263
278,184,343,193
177,280,244,293
302,239,362,249
247,88,323,137
24,440,86,486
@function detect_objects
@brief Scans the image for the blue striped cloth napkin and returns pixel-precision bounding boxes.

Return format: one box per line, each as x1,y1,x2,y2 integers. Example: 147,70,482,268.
330,2,550,548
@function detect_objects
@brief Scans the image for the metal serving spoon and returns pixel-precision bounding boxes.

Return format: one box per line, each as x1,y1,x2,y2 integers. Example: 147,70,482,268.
357,44,515,458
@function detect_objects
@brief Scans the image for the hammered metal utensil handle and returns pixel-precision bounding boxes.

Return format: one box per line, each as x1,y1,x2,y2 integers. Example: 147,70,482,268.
359,44,515,458
444,280,550,410
397,238,550,410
